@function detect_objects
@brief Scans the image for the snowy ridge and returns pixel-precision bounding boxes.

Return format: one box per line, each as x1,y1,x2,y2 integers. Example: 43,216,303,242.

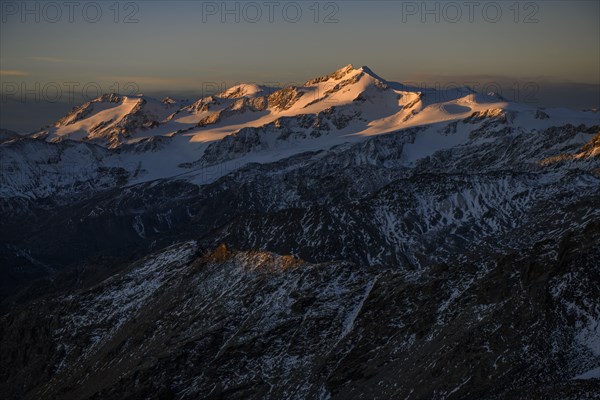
7,64,594,196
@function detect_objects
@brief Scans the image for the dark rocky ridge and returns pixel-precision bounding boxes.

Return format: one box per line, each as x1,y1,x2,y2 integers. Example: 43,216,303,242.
1,222,598,399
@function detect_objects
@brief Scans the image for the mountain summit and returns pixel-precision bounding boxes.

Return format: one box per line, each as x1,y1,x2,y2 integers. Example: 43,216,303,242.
33,65,494,147
17,64,595,183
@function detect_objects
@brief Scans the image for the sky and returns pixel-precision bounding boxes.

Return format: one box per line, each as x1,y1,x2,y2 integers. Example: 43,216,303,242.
1,0,599,132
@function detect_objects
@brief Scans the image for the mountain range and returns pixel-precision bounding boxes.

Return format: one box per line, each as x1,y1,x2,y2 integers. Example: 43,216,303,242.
1,65,599,399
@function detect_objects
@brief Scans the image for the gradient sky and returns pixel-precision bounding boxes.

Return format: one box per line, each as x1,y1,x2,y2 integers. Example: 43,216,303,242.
1,0,599,131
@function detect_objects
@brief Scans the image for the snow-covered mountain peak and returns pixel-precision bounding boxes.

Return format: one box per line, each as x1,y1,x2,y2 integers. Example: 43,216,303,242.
357,65,387,81
217,83,266,99
303,64,358,86
46,93,180,147
43,65,503,148
17,64,598,185
161,96,180,105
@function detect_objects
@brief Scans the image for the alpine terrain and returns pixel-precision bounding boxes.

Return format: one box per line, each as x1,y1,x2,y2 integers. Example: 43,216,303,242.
1,65,599,399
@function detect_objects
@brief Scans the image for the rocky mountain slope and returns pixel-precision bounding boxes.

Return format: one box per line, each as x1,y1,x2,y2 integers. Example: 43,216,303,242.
2,229,599,399
0,65,599,399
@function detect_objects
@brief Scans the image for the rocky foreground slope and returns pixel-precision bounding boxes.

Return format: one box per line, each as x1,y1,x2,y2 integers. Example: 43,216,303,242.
1,230,599,399
0,65,599,398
